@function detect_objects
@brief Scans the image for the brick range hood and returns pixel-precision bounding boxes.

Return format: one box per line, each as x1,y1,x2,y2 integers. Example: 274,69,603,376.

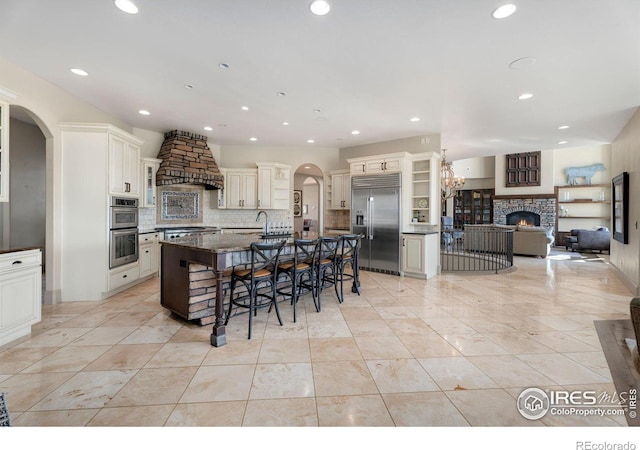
156,130,224,190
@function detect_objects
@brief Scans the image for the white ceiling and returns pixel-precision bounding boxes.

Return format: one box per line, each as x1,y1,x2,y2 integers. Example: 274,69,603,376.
1,0,639,160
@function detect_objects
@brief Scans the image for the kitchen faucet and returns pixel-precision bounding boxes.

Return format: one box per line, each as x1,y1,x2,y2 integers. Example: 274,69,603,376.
256,210,269,235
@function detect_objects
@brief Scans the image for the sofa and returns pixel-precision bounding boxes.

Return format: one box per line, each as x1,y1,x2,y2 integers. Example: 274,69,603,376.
512,225,554,257
464,224,554,258
565,228,610,253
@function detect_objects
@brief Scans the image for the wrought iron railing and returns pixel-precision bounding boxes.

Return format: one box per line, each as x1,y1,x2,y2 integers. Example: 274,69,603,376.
441,225,514,273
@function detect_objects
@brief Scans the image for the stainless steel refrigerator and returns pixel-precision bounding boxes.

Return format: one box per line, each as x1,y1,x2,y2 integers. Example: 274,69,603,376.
351,173,401,274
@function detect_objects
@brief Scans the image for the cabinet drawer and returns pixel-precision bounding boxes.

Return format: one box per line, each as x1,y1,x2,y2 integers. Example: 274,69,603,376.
0,250,42,272
139,233,160,244
109,264,139,291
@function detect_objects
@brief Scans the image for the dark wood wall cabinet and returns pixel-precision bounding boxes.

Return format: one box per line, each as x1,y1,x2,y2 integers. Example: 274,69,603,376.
453,189,494,228
505,152,541,187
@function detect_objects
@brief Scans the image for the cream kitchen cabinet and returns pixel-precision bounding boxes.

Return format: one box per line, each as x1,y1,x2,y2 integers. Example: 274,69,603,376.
224,169,258,209
108,262,140,292
349,154,405,175
109,134,141,198
408,152,440,226
401,233,438,280
60,123,146,301
257,162,291,210
329,170,351,209
0,249,42,346
139,232,160,278
141,157,162,208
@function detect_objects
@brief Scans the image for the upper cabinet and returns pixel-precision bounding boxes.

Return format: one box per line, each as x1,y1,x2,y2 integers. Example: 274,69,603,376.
350,155,404,175
109,134,141,198
349,151,439,228
218,163,290,210
257,162,290,210
408,152,440,227
329,169,351,209
224,169,258,209
141,157,162,207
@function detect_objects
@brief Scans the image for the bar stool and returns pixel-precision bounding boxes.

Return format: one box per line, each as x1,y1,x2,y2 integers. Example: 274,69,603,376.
277,238,319,322
224,239,286,339
334,234,362,303
315,236,340,306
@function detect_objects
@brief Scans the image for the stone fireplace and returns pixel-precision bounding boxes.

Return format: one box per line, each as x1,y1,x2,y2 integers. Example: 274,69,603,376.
493,196,556,230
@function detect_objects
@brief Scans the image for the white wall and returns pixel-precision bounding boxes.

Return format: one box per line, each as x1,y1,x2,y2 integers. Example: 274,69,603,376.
494,150,555,196
219,144,339,171
339,135,441,168
452,155,495,180
553,145,611,186
610,108,640,295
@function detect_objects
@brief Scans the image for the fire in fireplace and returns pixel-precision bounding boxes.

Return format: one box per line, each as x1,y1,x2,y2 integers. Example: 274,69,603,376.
507,211,540,227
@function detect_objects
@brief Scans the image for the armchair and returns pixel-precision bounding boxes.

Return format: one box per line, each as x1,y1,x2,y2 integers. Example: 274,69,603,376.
441,216,463,249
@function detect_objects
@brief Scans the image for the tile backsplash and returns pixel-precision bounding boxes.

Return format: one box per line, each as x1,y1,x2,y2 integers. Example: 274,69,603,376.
324,209,350,229
139,204,291,230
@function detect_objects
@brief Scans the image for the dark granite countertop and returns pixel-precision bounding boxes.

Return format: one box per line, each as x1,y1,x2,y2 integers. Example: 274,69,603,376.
402,231,439,235
0,246,42,255
161,232,321,253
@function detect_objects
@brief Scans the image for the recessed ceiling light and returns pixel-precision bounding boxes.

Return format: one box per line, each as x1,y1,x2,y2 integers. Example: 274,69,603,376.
351,130,360,135
277,92,286,97
313,109,321,113
204,126,213,131
518,93,534,100
250,137,258,142
309,0,331,16
304,166,311,169
509,57,537,70
219,63,230,69
114,0,139,14
410,117,420,122
558,141,568,145
558,125,570,130
138,109,150,115
70,68,88,76
184,84,194,89
307,139,315,144
282,122,289,126
492,4,516,19
241,106,249,111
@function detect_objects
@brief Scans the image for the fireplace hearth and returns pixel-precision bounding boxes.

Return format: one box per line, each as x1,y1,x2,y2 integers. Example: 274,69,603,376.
507,211,541,227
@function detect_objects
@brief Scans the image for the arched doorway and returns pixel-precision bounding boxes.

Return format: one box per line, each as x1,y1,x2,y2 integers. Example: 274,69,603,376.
8,105,51,302
293,164,324,234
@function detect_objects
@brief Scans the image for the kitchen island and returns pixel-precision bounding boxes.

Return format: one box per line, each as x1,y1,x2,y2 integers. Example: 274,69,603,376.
161,232,305,346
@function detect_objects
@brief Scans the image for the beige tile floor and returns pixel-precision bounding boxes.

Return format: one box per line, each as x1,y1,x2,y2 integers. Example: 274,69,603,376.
0,250,634,427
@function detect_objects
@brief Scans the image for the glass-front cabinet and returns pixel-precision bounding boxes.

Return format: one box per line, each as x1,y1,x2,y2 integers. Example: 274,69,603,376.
141,157,162,208
453,189,494,228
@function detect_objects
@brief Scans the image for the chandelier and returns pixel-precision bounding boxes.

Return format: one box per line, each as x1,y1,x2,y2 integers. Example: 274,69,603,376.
441,149,465,202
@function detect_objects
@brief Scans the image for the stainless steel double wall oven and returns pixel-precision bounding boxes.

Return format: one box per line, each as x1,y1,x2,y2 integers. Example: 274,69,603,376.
109,197,139,269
